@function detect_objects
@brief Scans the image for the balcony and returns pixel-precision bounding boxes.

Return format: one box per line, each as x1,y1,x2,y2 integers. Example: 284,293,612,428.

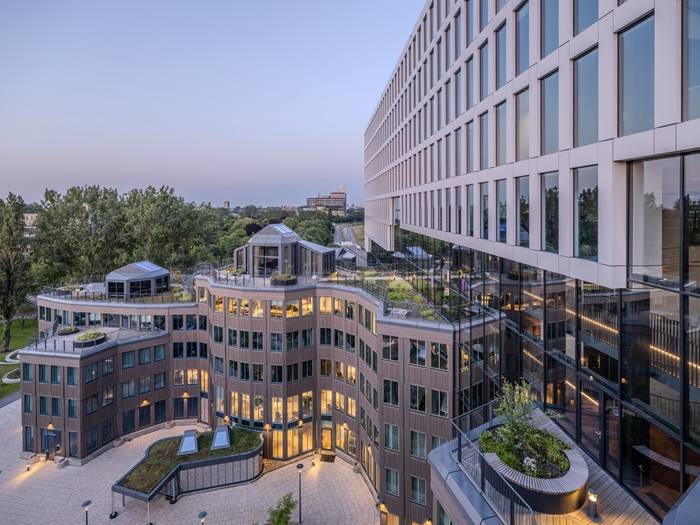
430,397,658,525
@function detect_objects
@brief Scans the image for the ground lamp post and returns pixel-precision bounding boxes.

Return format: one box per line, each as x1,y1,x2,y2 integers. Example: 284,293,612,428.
198,510,208,524
81,499,92,525
297,463,304,523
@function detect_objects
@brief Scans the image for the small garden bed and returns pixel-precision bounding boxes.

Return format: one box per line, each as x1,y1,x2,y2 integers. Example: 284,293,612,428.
270,274,297,286
121,427,261,494
479,381,569,478
57,326,79,336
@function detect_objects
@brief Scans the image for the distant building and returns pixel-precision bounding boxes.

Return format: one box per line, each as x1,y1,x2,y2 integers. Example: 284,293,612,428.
305,186,346,216
23,213,37,238
223,201,230,209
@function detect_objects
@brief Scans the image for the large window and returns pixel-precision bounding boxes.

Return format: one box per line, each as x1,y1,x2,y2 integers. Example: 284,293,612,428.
496,179,507,243
574,0,597,36
516,89,529,161
496,102,507,166
516,1,529,76
541,71,559,155
574,48,598,147
479,112,488,169
574,166,598,260
466,120,474,172
630,156,681,287
481,182,489,239
684,0,700,120
541,0,558,58
619,15,655,136
542,172,559,253
495,24,506,90
687,153,700,292
516,176,529,247
467,184,474,236
687,297,700,447
479,42,489,101
479,0,488,31
466,56,474,109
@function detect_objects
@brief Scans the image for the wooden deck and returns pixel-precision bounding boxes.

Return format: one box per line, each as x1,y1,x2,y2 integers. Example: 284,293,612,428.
531,411,659,525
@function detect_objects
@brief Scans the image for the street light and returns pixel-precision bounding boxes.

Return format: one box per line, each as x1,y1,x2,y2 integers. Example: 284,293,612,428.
296,463,304,524
81,499,92,525
198,510,208,524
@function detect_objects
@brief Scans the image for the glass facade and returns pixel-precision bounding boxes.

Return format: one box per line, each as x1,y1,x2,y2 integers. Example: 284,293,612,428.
516,89,529,161
496,179,507,243
541,71,559,155
516,176,529,247
542,171,559,253
496,24,506,90
574,165,598,260
574,48,598,147
480,182,489,239
685,0,700,120
574,0,598,36
619,15,655,136
515,1,529,77
541,0,558,58
495,102,506,166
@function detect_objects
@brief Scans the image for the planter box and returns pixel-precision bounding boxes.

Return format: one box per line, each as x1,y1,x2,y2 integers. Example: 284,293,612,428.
484,448,589,514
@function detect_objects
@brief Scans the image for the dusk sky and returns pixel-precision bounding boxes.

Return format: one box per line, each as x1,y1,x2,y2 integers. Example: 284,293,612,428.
0,0,424,206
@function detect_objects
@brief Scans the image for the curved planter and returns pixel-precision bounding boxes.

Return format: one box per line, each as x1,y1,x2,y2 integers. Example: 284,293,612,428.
73,334,107,349
484,448,589,514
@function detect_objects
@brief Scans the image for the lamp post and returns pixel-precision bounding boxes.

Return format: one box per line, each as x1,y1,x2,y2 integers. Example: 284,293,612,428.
296,463,304,524
198,510,208,524
81,499,92,525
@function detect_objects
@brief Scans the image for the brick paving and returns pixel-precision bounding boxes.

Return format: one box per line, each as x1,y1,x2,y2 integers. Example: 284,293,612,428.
0,400,379,524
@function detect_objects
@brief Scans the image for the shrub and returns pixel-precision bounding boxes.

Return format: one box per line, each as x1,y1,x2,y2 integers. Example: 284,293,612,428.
57,326,79,336
267,493,297,525
480,380,569,478
77,330,105,342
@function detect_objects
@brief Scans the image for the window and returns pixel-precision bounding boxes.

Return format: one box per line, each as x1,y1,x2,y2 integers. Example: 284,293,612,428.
214,356,224,374
495,102,506,166
410,476,427,506
619,15,654,136
516,2,529,75
541,71,558,154
480,181,489,239
213,325,223,344
684,0,700,120
154,344,165,362
431,389,449,417
345,333,356,352
241,363,250,381
466,120,474,173
122,351,135,369
23,394,32,413
516,176,530,247
542,172,559,253
430,342,448,370
287,363,299,382
479,112,488,169
302,296,313,316
320,327,331,345
466,57,474,109
252,364,263,382
138,376,151,394
574,0,597,36
479,42,488,100
252,300,264,318
22,363,32,382
228,298,238,315
287,331,299,350
271,365,283,383
38,364,47,383
228,328,237,347
198,315,207,331
410,339,426,366
384,423,399,451
187,368,199,385
320,296,332,314
495,24,506,90
516,89,529,161
479,0,488,30
574,48,598,147
67,366,77,385
302,360,313,379
270,332,282,352
252,331,263,350
467,184,474,236
239,330,249,348
630,156,681,286
541,0,559,58
154,372,165,390
384,379,399,406
49,365,60,384
122,380,135,399
172,315,183,330
85,363,98,383
574,166,598,260
385,468,400,496
410,385,426,412
410,430,427,459
455,69,462,117
138,347,150,365
382,335,398,361
495,179,507,242
68,399,77,418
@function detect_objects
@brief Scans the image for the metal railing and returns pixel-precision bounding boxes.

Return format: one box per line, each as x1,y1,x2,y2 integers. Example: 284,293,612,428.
39,288,195,304
452,399,537,525
23,327,166,354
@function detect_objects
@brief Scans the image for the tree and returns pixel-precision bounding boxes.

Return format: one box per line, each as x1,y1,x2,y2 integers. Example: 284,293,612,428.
0,194,32,352
266,493,296,525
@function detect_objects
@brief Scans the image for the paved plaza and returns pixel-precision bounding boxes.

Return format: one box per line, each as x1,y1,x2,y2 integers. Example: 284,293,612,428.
0,400,379,524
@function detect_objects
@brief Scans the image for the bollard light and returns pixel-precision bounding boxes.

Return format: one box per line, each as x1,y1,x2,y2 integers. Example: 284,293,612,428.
588,491,598,518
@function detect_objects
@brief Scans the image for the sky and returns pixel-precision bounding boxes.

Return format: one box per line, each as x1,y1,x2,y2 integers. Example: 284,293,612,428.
0,0,425,207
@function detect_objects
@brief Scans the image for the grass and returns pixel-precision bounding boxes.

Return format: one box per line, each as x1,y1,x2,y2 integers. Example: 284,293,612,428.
121,427,261,493
0,319,37,401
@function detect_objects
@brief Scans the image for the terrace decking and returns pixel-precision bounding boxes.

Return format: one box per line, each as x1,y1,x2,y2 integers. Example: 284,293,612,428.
527,411,658,525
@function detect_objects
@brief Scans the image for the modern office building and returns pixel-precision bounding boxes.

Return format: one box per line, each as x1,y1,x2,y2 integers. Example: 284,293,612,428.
364,0,700,523
19,224,456,523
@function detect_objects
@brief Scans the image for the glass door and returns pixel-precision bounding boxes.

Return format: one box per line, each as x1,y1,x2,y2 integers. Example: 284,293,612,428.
321,427,332,450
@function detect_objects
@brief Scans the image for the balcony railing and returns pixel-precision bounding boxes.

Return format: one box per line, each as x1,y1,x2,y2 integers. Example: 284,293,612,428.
452,396,538,525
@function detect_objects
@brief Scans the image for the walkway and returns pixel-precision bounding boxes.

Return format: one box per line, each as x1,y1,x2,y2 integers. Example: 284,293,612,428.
0,400,379,524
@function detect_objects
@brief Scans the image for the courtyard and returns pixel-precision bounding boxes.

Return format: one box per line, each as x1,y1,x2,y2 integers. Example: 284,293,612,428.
0,400,379,525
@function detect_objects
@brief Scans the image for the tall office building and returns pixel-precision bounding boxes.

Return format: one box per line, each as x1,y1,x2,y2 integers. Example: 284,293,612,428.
365,0,700,523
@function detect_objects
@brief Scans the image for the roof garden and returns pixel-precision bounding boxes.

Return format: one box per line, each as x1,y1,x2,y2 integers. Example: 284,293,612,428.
119,426,261,495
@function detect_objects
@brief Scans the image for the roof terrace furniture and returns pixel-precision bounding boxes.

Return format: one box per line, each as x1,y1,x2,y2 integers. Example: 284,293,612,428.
105,261,170,299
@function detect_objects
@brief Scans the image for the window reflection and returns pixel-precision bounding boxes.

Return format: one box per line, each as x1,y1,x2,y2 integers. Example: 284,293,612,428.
579,283,619,388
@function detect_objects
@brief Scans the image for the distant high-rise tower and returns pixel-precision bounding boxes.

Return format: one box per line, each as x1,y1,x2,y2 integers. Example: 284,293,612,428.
223,200,230,209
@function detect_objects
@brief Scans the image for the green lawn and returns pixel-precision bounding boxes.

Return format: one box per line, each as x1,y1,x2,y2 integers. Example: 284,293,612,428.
121,427,261,493
0,319,37,400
